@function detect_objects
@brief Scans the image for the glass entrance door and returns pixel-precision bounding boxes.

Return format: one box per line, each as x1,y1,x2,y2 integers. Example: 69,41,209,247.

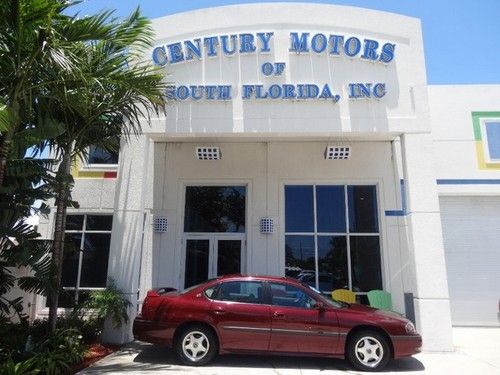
184,239,210,288
184,235,245,288
183,185,246,288
216,239,242,276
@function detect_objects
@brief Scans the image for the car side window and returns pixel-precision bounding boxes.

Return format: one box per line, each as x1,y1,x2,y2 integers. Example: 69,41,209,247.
216,281,264,304
269,282,317,309
204,285,218,299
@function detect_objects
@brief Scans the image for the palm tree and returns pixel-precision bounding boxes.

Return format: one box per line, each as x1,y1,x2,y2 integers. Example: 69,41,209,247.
0,0,118,187
43,8,167,333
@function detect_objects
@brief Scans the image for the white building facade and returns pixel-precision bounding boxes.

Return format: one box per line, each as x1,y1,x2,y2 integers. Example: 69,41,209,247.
34,4,500,351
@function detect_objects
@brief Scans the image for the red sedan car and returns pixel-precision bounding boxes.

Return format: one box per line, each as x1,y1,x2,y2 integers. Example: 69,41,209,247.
133,275,421,371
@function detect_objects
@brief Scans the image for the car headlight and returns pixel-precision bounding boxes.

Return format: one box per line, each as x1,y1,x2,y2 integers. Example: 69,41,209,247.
405,321,417,334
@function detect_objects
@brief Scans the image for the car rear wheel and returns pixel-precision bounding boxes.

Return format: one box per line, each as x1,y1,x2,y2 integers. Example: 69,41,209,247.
347,330,391,371
175,325,218,366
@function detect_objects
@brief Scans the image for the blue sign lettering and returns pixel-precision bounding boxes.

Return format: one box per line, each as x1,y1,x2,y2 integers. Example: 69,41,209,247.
221,35,237,55
152,31,396,66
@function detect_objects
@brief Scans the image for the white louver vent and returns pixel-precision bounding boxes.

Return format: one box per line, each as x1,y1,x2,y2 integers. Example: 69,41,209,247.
325,146,351,160
196,147,221,160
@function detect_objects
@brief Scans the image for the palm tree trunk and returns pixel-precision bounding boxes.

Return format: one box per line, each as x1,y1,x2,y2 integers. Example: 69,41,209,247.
0,101,19,187
47,149,72,334
0,135,11,187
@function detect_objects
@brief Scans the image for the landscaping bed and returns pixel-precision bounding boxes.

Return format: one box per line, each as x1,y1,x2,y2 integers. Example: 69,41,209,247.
72,343,119,373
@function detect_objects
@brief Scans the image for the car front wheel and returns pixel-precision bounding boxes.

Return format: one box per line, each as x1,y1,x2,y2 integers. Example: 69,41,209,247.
347,330,391,371
175,325,218,366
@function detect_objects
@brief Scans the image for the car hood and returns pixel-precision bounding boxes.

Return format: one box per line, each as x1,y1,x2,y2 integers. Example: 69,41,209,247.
345,303,408,323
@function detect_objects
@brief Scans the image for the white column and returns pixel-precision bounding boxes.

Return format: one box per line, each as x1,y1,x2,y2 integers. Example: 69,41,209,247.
102,135,152,344
401,133,453,351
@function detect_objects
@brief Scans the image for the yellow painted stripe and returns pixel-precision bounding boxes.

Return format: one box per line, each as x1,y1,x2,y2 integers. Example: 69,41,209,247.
475,141,500,170
71,158,105,179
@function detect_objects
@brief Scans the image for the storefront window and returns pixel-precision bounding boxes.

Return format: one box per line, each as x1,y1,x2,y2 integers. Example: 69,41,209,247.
49,214,113,308
316,185,346,232
485,121,500,160
284,186,314,232
285,185,382,298
87,145,119,165
348,185,379,233
285,235,315,275
350,236,382,292
184,186,246,232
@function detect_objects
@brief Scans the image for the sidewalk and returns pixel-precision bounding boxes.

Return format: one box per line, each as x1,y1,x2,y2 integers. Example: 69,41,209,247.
78,327,500,374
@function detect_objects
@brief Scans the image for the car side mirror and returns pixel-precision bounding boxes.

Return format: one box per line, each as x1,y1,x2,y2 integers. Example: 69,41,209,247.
315,301,326,312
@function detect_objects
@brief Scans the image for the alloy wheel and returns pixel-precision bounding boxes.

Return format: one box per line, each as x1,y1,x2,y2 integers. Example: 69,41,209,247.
354,336,384,368
182,331,210,362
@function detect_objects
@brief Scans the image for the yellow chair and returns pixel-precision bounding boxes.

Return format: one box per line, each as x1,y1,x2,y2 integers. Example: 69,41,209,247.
331,289,356,303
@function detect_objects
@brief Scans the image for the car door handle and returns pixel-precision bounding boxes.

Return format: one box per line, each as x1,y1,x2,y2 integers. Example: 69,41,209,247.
273,312,285,319
213,309,226,315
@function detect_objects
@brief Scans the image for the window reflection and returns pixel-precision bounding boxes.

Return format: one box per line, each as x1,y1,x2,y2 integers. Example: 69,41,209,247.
316,186,346,232
350,236,382,292
348,186,379,233
285,235,315,278
184,186,246,233
88,145,119,165
285,186,314,232
217,240,241,276
80,233,111,287
59,214,113,307
185,239,210,288
284,184,382,300
317,236,348,290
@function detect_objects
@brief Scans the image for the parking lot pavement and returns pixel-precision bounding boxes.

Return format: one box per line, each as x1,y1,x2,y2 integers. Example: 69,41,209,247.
78,328,500,375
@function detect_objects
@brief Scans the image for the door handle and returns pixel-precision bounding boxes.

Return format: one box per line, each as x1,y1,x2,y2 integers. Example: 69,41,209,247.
213,309,226,315
273,312,285,319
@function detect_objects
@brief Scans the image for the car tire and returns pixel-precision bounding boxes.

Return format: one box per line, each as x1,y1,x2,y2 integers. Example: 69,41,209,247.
175,325,218,366
347,330,391,371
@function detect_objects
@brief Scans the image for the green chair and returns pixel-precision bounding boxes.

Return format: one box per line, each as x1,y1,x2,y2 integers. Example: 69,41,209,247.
367,290,393,311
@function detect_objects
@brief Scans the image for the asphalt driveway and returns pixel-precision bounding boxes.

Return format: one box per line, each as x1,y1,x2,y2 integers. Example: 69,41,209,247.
78,328,500,374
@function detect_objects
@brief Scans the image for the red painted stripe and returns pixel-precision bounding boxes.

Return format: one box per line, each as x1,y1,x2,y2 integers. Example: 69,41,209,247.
103,171,117,178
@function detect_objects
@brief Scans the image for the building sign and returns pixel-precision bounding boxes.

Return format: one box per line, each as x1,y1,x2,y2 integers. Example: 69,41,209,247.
151,32,396,102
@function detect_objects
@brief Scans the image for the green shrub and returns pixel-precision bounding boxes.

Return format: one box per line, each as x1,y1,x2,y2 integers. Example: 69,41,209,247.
0,328,84,375
30,316,100,345
0,318,30,363
75,282,131,329
0,357,40,375
32,328,84,375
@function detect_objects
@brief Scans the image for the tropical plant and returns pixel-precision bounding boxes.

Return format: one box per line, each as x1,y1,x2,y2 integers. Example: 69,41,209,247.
0,0,117,327
32,328,85,374
0,0,117,186
0,0,167,335
0,317,29,363
74,282,131,330
44,7,167,333
0,157,56,319
0,322,85,375
0,357,40,375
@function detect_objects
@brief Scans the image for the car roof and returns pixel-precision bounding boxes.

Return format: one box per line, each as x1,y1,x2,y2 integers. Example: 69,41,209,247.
217,274,302,285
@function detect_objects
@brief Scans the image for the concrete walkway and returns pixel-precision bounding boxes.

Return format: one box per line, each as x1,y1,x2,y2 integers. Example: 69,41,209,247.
78,328,500,374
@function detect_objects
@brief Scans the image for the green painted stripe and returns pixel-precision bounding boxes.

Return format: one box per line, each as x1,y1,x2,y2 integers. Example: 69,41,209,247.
472,111,500,141
472,113,482,141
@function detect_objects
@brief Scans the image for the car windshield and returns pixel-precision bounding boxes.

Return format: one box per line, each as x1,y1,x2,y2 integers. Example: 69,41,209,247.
303,284,349,308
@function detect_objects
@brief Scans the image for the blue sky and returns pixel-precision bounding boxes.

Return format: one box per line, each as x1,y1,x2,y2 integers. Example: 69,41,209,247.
70,0,500,85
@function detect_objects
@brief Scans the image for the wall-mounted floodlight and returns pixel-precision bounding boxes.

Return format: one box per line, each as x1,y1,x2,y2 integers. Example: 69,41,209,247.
260,217,275,234
153,216,168,233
